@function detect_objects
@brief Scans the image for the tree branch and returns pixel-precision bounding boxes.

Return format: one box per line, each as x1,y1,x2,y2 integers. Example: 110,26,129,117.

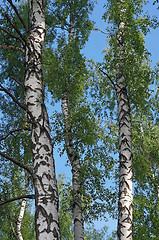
0,84,34,121
0,194,35,206
99,67,116,89
4,13,26,45
0,44,24,52
0,84,27,112
0,150,33,176
6,0,28,32
0,26,23,43
0,85,35,124
10,76,25,87
93,28,109,34
0,127,30,141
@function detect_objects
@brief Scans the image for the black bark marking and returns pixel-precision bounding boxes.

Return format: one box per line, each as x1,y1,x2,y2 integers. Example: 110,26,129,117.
120,137,131,148
119,177,131,190
43,144,50,152
120,153,129,162
53,227,58,238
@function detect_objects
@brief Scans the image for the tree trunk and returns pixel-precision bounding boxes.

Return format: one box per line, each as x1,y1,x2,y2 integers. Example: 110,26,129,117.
60,0,84,238
25,1,60,239
116,4,133,240
61,92,84,240
17,175,29,240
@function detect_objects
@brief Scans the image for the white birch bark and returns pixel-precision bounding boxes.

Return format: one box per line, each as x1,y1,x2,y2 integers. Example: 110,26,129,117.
116,2,133,239
17,176,29,240
24,1,60,239
17,197,26,240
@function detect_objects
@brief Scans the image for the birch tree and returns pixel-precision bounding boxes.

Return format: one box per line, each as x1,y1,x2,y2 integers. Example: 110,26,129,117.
44,1,93,239
61,1,84,237
0,1,60,239
99,0,153,239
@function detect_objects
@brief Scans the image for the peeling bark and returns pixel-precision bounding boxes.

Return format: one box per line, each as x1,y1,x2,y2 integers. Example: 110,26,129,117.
61,92,84,240
116,2,133,240
24,1,60,239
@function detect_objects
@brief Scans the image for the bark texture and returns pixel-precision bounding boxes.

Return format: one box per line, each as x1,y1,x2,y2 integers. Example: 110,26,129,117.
61,92,84,240
116,3,133,240
25,1,60,239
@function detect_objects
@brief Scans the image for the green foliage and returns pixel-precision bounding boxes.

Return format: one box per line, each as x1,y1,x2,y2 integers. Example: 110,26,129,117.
43,43,88,103
0,3,34,239
57,175,117,240
58,175,74,240
100,0,154,113
0,191,35,240
46,0,94,47
84,224,108,240
132,113,159,239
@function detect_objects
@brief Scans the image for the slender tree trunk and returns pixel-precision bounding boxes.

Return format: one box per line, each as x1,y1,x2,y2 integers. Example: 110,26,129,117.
60,0,84,238
116,2,133,239
61,92,84,240
25,1,60,239
17,175,29,240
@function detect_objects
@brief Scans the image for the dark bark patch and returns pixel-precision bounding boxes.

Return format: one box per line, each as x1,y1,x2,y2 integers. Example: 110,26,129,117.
50,190,56,203
53,227,58,238
41,197,48,205
43,144,50,152
33,131,39,143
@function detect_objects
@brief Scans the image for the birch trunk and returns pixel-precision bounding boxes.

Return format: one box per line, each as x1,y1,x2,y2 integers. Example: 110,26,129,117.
25,1,60,239
116,2,133,239
60,0,84,238
61,92,84,240
17,175,29,240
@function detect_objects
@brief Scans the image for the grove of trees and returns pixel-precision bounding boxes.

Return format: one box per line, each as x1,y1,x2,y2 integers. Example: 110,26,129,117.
0,0,158,240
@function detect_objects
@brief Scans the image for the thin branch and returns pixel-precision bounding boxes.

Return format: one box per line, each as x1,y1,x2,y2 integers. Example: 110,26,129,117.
0,84,27,112
0,127,30,141
93,28,109,35
0,85,34,121
0,44,24,52
10,76,25,87
0,194,35,206
4,13,26,45
0,150,33,176
0,26,23,43
6,0,28,32
99,67,116,89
